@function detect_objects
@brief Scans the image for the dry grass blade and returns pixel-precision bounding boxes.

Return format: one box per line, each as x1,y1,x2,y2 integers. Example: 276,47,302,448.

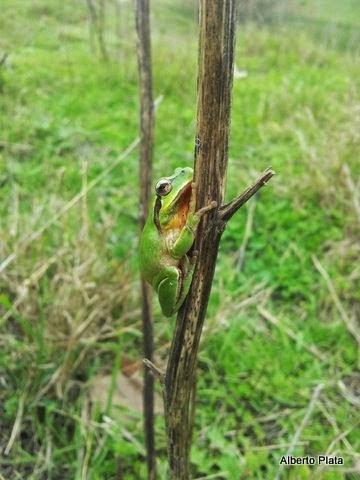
257,306,328,362
37,306,108,399
319,397,355,454
0,140,32,153
249,442,308,451
0,137,139,273
80,158,89,241
312,255,360,346
315,398,359,477
342,163,360,223
195,473,229,480
0,249,66,324
3,393,25,456
0,96,164,274
80,397,93,480
338,380,360,407
275,383,324,480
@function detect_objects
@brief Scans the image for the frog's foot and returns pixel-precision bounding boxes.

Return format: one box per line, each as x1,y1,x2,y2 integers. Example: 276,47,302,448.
196,201,217,217
190,181,217,217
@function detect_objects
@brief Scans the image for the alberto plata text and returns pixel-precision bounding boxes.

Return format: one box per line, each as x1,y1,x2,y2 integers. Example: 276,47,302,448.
280,455,344,466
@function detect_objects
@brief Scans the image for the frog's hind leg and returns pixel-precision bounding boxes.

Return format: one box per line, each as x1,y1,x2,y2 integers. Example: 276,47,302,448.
157,258,196,317
157,266,182,317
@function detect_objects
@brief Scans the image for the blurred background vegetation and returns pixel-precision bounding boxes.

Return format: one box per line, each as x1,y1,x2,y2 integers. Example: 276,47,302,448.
0,0,359,478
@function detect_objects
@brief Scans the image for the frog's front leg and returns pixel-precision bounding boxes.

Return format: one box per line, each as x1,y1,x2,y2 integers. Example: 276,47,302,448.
170,191,217,260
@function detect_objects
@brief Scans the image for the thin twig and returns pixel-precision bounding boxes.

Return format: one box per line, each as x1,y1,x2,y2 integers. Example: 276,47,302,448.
312,255,360,346
275,384,324,480
219,167,275,222
135,1,156,477
143,358,165,384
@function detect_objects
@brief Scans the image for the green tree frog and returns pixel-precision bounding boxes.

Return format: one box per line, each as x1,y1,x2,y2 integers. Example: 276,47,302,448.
140,167,216,317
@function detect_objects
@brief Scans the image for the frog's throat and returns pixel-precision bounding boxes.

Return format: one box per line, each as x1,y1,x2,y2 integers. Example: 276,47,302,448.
161,181,192,231
163,181,192,214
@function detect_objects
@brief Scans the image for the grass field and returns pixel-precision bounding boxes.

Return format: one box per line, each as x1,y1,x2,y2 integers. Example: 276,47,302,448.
0,0,359,479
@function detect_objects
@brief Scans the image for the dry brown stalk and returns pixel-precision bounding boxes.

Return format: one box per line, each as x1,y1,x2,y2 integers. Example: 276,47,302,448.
159,2,274,478
135,0,156,478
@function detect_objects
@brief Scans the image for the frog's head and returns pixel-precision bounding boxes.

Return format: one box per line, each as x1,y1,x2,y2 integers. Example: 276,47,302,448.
155,167,193,229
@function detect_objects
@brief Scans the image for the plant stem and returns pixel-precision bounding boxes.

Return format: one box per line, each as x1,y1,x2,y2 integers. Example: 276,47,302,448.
164,2,237,478
135,0,156,478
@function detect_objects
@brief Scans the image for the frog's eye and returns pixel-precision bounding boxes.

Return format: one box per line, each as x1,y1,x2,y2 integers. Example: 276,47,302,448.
155,179,172,196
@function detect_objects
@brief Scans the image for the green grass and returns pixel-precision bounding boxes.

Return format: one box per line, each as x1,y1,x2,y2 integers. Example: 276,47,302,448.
1,0,359,479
